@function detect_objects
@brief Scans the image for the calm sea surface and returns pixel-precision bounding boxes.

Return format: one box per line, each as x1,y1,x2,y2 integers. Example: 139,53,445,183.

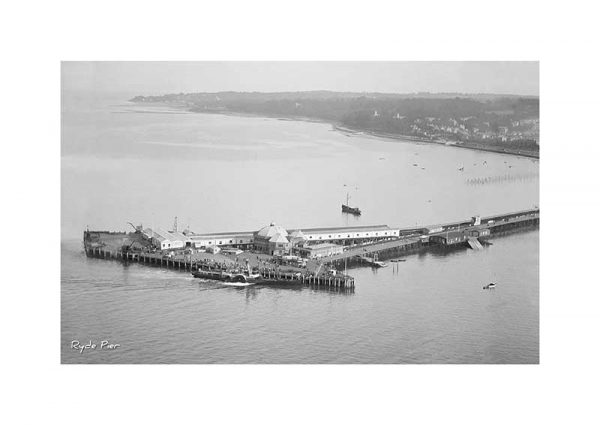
61,92,539,363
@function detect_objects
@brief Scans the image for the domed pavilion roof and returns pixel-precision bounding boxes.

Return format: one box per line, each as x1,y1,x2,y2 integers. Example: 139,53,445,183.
256,222,289,239
269,234,290,244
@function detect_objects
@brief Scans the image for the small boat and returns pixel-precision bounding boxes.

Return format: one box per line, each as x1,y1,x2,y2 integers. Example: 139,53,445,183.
413,163,418,166
391,259,406,262
342,204,361,215
341,192,361,216
458,166,464,171
483,282,497,290
372,261,388,268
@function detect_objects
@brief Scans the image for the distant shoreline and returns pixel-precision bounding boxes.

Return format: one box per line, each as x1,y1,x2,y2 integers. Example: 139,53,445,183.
333,125,540,159
128,102,539,160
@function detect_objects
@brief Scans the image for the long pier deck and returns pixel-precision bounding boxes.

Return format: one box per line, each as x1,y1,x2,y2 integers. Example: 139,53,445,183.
83,208,538,288
320,208,539,266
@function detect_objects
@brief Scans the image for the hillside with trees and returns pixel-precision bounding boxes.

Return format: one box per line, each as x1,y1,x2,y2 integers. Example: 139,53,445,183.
131,91,539,155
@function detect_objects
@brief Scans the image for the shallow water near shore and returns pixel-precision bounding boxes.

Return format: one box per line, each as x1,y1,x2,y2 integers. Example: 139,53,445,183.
61,92,539,363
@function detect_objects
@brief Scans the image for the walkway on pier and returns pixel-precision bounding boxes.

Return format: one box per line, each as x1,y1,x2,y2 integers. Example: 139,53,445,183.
318,208,539,264
320,236,422,263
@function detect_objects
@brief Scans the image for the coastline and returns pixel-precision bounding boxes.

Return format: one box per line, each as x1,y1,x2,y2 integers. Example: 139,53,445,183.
333,125,539,160
128,102,539,160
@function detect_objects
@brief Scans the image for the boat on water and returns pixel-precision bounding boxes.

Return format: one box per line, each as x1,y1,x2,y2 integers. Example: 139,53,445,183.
483,282,497,290
342,204,361,215
192,264,302,286
192,268,261,285
391,258,406,262
372,261,388,268
341,192,361,216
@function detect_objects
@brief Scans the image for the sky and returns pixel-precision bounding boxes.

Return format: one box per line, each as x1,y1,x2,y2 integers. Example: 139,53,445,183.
62,61,539,97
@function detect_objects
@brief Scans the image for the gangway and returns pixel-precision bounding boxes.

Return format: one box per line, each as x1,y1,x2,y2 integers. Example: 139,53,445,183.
467,237,483,250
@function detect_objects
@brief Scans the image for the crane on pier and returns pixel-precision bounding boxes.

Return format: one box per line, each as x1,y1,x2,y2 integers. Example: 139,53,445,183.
127,222,142,232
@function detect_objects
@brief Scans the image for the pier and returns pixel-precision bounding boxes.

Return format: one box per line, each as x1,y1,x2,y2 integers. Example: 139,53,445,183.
321,208,539,266
83,208,538,288
84,245,356,291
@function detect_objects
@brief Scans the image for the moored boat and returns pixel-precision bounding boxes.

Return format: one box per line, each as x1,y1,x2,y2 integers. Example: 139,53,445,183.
192,267,302,286
342,204,362,215
341,192,361,215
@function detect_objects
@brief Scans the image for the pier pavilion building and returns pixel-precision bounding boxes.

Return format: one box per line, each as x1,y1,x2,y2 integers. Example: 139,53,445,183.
253,222,292,256
187,231,254,249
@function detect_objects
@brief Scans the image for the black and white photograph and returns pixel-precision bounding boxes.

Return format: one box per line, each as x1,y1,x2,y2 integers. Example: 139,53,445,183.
5,1,600,424
61,61,539,364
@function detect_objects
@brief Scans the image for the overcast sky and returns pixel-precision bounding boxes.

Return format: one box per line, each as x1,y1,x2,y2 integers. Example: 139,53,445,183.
62,62,539,96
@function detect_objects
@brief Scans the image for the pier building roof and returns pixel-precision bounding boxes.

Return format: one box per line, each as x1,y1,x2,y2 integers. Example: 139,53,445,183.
143,228,190,242
290,230,307,239
143,228,164,241
256,222,289,238
269,234,290,244
302,243,342,250
188,231,254,238
296,224,394,234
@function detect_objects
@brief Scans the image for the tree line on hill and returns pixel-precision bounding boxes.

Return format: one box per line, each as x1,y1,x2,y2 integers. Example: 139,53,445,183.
131,92,539,148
